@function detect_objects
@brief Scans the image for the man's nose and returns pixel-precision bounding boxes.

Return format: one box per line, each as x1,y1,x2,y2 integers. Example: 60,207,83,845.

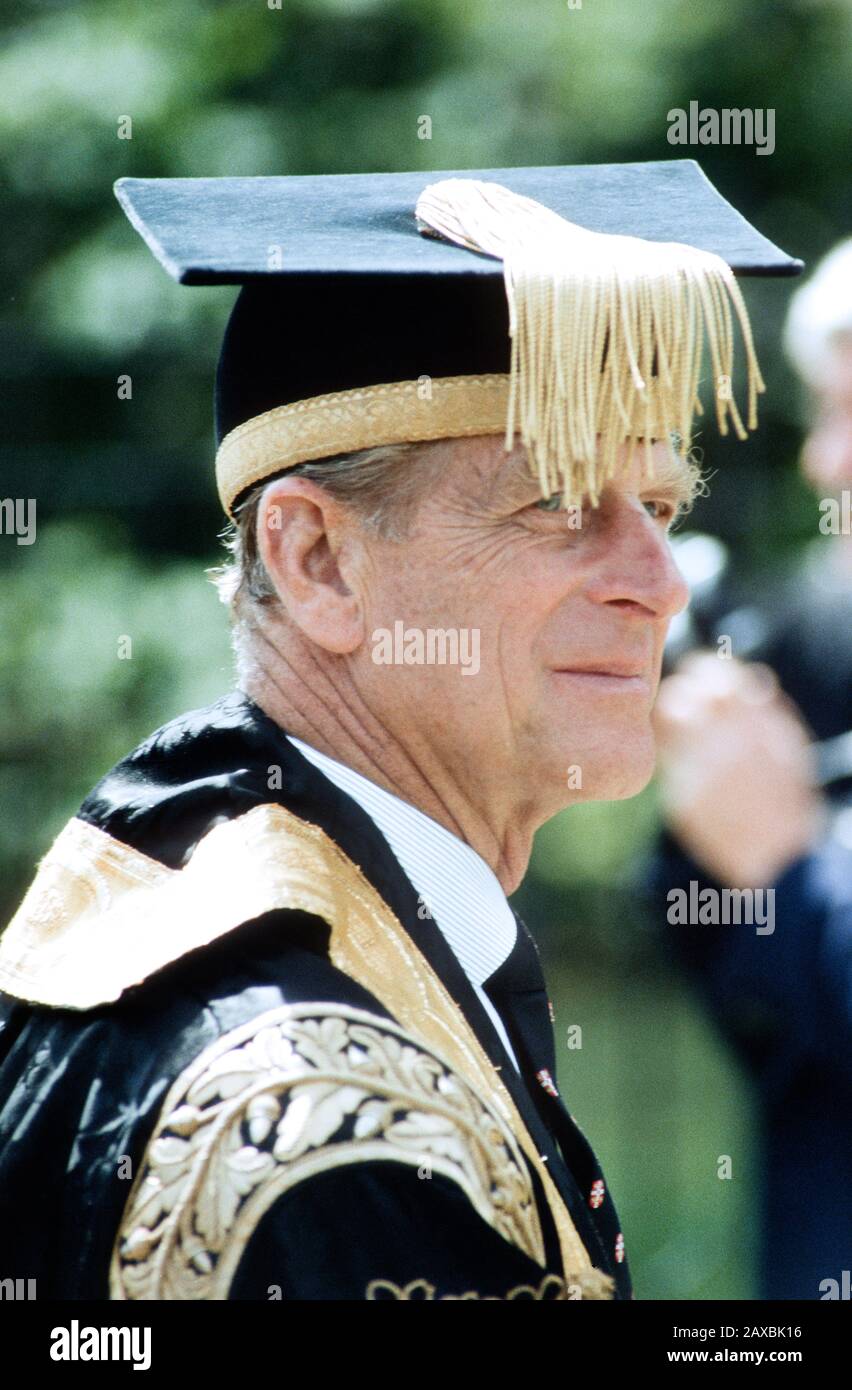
585,505,690,620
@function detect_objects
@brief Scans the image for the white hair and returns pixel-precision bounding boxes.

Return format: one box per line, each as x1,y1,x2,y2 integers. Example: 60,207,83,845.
209,440,447,637
784,237,852,387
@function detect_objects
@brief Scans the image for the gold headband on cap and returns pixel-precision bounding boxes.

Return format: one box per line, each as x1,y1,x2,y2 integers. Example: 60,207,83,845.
215,178,765,518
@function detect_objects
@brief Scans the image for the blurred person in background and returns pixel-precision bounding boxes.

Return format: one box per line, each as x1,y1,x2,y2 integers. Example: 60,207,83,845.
649,240,852,1300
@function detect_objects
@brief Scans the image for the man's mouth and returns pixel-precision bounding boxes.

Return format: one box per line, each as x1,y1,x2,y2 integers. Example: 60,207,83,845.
551,662,652,692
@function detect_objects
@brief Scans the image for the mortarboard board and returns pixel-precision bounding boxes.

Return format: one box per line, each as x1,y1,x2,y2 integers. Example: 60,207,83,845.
114,162,803,516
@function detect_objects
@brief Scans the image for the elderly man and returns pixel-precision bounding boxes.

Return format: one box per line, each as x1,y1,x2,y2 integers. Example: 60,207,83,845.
0,165,799,1301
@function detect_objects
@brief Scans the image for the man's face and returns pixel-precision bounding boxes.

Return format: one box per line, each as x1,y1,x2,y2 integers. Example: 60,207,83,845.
349,435,690,822
802,339,852,494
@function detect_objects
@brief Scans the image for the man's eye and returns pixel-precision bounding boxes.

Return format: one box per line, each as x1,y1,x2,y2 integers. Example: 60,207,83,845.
644,498,676,524
534,492,564,512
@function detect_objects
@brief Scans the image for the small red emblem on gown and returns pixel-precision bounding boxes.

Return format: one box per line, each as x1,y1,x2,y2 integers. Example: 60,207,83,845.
589,1179,605,1209
536,1067,559,1097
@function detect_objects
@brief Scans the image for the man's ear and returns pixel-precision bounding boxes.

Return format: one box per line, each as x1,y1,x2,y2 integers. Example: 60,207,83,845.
256,477,366,654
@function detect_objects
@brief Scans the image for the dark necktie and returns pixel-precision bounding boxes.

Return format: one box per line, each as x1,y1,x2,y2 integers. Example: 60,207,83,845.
483,913,632,1294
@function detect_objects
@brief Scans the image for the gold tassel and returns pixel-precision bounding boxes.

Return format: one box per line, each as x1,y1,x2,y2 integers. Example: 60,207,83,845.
416,179,765,502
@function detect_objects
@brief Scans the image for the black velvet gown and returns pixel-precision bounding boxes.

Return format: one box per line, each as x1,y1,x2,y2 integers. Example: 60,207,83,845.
0,693,631,1301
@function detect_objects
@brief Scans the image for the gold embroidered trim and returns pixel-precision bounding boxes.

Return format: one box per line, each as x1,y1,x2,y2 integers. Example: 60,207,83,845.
0,803,600,1286
0,816,173,1003
366,1271,613,1300
215,374,512,516
109,1003,543,1299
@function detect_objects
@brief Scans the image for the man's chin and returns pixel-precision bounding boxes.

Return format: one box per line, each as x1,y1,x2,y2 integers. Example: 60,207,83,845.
603,765,655,801
556,735,657,804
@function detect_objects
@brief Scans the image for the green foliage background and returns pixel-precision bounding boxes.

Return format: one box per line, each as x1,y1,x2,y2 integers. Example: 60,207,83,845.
2,0,850,1299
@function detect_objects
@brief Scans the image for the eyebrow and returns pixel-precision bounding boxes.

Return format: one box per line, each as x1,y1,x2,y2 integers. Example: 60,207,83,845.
635,448,698,511
493,441,698,511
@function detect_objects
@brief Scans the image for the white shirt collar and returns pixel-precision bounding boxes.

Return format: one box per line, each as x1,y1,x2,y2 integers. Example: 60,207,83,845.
286,735,518,990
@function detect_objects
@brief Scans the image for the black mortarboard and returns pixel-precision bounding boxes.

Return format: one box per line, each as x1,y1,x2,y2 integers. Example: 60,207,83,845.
115,162,802,515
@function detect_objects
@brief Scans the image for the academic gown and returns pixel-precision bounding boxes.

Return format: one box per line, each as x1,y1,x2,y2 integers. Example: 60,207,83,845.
0,693,632,1301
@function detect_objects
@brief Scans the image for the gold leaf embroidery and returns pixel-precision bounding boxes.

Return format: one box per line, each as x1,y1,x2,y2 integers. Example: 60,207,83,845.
109,1003,544,1300
365,1271,613,1301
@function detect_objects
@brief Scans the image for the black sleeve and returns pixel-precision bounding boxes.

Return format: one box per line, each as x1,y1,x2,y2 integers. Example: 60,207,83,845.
230,1160,564,1301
